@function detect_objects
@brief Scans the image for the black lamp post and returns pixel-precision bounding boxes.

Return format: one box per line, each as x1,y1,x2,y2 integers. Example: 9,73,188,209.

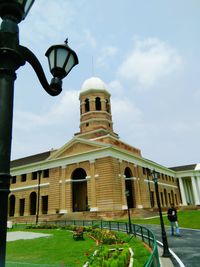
146,168,153,208
125,190,132,234
152,170,171,257
0,1,78,266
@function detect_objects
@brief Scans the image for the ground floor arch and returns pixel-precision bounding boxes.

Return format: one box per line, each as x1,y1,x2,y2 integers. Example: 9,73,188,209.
71,168,88,212
124,167,136,208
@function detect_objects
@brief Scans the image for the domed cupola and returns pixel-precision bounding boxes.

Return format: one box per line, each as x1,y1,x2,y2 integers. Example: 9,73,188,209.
77,77,118,139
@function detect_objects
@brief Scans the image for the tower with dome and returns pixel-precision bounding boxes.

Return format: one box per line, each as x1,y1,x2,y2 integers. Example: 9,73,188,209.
8,77,198,223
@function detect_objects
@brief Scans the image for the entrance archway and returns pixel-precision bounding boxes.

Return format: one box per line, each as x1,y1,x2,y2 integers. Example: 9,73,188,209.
71,168,88,212
124,167,136,208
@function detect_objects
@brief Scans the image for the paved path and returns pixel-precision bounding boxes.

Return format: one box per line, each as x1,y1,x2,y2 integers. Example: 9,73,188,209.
7,231,51,241
146,225,200,267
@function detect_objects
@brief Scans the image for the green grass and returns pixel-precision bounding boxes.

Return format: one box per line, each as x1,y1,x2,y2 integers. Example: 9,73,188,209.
6,229,96,266
6,229,150,267
123,210,200,229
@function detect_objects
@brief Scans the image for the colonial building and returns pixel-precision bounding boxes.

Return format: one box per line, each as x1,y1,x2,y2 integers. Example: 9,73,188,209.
9,77,200,223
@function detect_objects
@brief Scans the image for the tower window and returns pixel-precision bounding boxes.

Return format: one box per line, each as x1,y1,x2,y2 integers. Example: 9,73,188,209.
106,99,110,113
85,98,90,112
95,97,101,110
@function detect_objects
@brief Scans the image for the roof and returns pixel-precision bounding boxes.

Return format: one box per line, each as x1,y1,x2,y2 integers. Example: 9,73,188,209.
11,151,51,168
80,77,108,93
169,164,197,172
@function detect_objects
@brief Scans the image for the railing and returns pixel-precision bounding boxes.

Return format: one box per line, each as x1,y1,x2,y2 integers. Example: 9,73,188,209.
45,220,161,267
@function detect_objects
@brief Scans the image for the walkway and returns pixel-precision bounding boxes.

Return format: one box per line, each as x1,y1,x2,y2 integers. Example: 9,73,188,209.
147,225,200,267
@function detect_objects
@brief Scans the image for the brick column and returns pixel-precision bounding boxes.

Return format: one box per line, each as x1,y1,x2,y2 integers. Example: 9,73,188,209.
89,160,98,211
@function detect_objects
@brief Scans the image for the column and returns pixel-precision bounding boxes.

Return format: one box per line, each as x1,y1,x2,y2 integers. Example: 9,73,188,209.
59,166,67,214
178,178,187,205
191,176,200,205
89,160,98,211
197,176,200,202
119,160,127,210
135,165,143,208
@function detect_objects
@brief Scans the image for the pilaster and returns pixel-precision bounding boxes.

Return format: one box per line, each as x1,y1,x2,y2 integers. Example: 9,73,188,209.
178,178,187,205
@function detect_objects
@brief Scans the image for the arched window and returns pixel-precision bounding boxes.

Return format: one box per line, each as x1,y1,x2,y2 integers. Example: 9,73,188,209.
30,192,37,215
9,195,15,217
95,97,101,110
106,99,110,113
85,98,90,112
71,168,88,212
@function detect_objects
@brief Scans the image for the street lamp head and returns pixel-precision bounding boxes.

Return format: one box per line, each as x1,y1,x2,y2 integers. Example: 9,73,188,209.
152,169,158,183
45,39,79,80
0,0,35,22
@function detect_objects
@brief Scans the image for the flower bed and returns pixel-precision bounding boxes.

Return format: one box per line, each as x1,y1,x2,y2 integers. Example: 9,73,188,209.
84,229,133,266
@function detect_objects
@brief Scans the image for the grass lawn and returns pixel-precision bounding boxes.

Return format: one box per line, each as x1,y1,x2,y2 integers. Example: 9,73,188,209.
6,229,96,266
6,228,150,267
123,210,200,230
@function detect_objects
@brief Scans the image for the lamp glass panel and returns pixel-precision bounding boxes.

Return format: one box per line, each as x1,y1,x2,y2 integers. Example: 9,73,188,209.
20,0,35,19
48,49,55,71
56,48,69,68
64,54,75,74
24,0,34,12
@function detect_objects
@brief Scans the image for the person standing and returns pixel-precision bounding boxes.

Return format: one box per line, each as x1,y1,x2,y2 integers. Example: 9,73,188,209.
167,203,180,236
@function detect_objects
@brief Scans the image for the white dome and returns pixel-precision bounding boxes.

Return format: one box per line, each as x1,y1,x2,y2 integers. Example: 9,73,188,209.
81,77,108,92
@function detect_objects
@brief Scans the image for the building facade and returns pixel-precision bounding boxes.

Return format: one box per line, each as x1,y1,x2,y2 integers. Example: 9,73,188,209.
9,77,200,223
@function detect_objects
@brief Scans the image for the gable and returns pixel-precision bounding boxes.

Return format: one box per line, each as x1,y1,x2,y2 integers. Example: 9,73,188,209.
48,138,108,160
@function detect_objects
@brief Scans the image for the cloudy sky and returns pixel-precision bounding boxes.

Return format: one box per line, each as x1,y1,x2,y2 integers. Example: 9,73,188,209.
10,0,200,167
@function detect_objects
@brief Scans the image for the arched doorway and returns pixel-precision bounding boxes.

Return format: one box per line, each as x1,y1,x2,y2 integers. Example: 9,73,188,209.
72,168,88,212
9,195,15,217
124,167,136,208
30,192,37,215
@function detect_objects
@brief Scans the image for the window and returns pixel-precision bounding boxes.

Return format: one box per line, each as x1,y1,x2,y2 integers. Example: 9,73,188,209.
30,192,37,215
43,169,49,178
86,123,89,127
32,171,37,180
142,167,146,175
19,198,25,216
150,191,155,207
9,195,15,216
21,174,26,182
85,98,90,112
95,97,101,110
106,99,110,113
42,196,48,214
12,176,16,184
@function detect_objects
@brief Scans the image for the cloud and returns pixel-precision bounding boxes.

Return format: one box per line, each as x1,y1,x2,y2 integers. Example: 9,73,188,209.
14,90,79,131
82,30,97,48
20,1,78,48
118,37,183,89
97,45,118,67
12,90,80,158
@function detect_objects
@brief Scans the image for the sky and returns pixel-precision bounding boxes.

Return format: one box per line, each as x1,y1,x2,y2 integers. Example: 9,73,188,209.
9,0,200,168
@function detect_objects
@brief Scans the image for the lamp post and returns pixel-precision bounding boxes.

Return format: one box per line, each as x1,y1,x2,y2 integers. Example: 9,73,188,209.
0,1,78,266
146,168,153,208
125,190,132,234
152,170,171,257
